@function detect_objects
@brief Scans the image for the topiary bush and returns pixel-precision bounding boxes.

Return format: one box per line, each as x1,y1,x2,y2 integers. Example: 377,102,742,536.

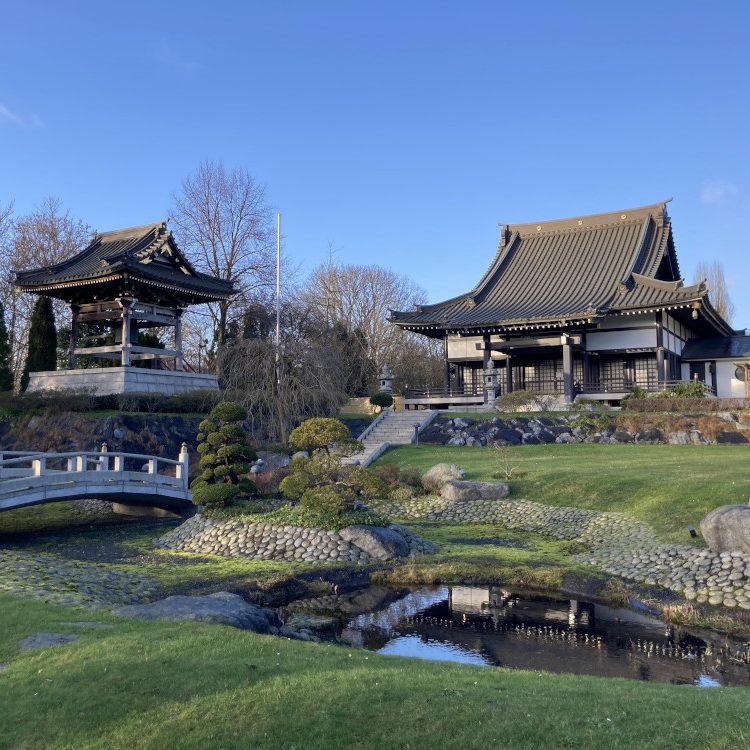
299,486,347,514
288,417,358,455
369,391,394,410
190,401,257,507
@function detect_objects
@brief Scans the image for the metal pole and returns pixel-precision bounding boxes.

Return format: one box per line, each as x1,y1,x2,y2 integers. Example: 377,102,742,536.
275,212,281,386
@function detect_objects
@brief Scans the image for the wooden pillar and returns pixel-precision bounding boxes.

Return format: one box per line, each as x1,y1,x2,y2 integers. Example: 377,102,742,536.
655,311,665,384
482,334,491,402
119,298,133,367
443,333,450,392
507,355,514,394
562,338,573,402
175,311,184,371
68,305,79,369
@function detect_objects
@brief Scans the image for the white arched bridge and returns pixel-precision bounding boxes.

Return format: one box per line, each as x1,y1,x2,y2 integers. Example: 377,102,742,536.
0,444,193,513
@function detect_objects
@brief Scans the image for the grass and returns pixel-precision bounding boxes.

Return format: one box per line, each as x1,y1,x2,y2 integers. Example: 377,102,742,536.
1,593,750,749
375,444,750,543
377,522,590,591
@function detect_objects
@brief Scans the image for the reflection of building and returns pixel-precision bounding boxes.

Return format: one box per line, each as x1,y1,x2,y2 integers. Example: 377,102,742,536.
15,221,234,395
391,201,749,407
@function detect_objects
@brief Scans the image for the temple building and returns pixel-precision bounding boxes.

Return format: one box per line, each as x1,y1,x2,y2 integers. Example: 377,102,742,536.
15,221,233,395
391,201,750,408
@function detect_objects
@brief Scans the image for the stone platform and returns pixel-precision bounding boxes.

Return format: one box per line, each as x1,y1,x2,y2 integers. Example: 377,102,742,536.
27,367,219,396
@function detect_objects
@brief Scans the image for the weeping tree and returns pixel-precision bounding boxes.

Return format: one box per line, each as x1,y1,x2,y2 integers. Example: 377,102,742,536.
21,297,57,391
0,302,12,391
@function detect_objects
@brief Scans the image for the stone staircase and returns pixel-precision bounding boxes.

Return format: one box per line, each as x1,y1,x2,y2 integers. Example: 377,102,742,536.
344,409,438,466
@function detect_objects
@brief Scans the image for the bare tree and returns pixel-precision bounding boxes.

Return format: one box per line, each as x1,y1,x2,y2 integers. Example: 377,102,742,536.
694,261,735,324
302,261,427,376
391,333,443,393
170,161,276,347
0,197,89,385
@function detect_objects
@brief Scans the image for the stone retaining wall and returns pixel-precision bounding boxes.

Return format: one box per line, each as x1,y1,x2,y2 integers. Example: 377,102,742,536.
154,515,435,562
422,414,749,447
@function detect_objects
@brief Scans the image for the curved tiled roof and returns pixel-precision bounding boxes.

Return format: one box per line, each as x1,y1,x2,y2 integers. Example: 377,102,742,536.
15,221,234,301
391,201,727,332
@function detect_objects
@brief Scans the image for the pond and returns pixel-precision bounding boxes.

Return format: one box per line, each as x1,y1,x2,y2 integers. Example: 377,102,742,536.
286,585,750,687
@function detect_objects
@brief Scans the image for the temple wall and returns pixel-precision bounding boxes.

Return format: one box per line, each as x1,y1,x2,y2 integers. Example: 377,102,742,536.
26,367,219,396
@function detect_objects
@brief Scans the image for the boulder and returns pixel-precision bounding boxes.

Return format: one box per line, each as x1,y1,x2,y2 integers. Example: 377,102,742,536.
339,525,410,560
717,431,749,445
492,429,522,445
439,479,510,502
285,613,339,633
635,428,663,443
612,430,634,443
421,463,466,491
537,430,557,444
701,504,750,553
668,431,690,445
257,451,292,471
453,417,474,429
291,451,310,460
113,592,278,632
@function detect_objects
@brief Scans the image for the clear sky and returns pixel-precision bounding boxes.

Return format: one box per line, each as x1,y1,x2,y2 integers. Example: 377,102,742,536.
1,1,749,327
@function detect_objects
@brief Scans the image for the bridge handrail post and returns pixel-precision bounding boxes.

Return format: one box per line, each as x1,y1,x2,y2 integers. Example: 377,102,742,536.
148,458,158,483
32,457,46,477
113,454,123,472
75,454,86,472
98,442,109,471
176,443,190,490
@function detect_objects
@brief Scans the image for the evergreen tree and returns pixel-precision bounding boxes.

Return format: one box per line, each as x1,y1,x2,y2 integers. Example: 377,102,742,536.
21,297,57,391
0,302,12,391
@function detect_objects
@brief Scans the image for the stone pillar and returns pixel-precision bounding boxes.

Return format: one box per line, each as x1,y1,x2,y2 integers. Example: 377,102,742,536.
378,364,393,394
562,336,573,402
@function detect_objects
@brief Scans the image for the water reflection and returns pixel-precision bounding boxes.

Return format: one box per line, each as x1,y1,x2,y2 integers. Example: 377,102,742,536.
288,585,750,687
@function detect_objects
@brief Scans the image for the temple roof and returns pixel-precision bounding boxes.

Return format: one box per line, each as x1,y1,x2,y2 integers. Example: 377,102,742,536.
681,335,750,361
15,221,235,303
391,201,733,336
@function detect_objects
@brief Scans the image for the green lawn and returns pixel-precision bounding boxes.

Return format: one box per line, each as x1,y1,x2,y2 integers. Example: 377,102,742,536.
1,594,749,750
375,444,750,543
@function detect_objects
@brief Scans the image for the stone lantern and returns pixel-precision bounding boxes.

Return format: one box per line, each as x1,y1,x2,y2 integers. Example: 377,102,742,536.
483,358,498,404
378,364,394,394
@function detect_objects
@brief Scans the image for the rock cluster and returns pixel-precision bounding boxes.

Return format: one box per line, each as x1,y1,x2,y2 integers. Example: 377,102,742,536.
420,414,749,447
0,549,158,607
154,516,435,562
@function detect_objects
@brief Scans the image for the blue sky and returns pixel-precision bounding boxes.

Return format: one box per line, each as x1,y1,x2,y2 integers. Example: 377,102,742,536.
1,1,749,327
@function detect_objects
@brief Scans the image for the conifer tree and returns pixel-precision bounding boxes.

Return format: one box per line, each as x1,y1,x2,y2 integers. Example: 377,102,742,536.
0,302,12,391
21,297,57,391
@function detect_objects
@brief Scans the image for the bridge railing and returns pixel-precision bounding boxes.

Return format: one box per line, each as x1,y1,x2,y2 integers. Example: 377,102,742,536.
0,443,191,490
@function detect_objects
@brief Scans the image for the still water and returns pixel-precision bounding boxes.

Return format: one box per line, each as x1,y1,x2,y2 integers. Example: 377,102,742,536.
287,586,750,687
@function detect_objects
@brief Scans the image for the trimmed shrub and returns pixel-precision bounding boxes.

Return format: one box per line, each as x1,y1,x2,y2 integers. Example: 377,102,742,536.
369,391,394,409
192,482,240,507
190,400,256,507
299,486,347,514
289,417,354,455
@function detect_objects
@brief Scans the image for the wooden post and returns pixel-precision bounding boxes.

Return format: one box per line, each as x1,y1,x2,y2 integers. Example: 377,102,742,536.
562,338,573,402
482,335,491,402
118,298,133,367
69,305,79,369
175,311,184,371
32,457,46,477
442,333,450,393
148,458,158,482
113,454,123,472
505,353,513,394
